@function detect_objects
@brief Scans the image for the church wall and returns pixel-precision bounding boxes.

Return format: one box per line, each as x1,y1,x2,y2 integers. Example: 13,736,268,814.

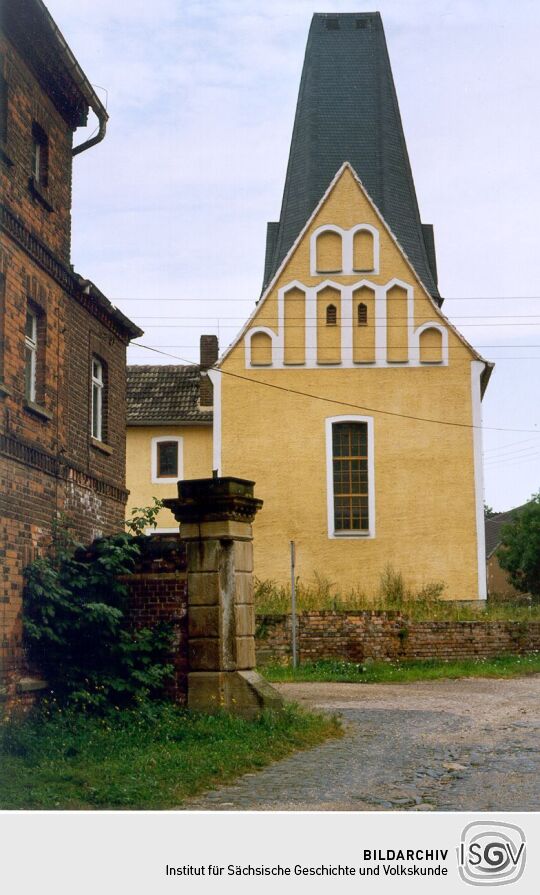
217,167,486,600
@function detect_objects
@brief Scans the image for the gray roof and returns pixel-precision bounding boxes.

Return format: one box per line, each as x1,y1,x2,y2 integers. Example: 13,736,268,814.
127,365,212,425
264,12,440,301
485,504,529,559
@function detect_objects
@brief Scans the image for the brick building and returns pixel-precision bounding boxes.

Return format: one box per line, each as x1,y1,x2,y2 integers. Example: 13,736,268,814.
0,0,142,697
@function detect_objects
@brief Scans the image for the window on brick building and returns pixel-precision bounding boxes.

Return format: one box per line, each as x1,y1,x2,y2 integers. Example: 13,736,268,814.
91,356,104,440
0,70,7,145
151,436,183,484
24,308,38,402
31,122,49,188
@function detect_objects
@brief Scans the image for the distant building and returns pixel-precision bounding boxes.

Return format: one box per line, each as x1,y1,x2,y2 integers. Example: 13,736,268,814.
126,337,216,531
0,0,141,699
485,505,530,599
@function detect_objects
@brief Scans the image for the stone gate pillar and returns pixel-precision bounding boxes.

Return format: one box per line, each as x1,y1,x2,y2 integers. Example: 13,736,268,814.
164,477,282,717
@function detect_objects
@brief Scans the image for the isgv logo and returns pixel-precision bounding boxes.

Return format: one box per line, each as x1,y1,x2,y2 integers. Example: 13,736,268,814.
458,822,526,886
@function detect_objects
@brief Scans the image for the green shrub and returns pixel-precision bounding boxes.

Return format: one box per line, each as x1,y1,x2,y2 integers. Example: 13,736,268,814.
497,493,540,600
23,517,173,710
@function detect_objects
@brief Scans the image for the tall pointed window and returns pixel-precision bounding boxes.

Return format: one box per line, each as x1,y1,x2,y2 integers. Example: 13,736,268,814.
24,308,38,402
31,123,49,188
330,420,372,535
91,356,104,441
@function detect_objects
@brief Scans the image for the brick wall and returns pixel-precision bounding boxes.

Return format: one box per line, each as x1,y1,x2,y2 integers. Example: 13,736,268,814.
120,535,188,703
0,20,135,694
256,611,540,665
0,35,74,263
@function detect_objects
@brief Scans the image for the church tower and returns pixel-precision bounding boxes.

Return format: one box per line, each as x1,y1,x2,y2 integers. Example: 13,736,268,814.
213,13,491,600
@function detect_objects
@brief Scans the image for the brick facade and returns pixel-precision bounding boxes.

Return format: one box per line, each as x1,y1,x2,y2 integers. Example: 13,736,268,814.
0,2,141,701
256,611,540,665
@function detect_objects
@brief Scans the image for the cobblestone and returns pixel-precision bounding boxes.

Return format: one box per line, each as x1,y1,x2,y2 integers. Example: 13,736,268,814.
184,676,540,811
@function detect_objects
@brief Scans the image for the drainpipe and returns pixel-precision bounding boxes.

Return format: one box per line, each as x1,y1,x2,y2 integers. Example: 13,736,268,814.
36,0,109,157
72,110,108,157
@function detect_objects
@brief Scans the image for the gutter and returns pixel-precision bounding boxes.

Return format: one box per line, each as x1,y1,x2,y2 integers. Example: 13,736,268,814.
35,0,109,156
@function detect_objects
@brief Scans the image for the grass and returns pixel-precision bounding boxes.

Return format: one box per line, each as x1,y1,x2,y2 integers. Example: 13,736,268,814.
0,701,341,810
263,653,540,685
254,569,540,621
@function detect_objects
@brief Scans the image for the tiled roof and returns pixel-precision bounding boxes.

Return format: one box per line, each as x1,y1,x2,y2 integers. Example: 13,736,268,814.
127,365,212,425
485,504,530,559
264,12,440,301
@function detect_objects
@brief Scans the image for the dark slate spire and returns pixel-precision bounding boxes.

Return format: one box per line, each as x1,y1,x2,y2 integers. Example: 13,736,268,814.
264,12,440,301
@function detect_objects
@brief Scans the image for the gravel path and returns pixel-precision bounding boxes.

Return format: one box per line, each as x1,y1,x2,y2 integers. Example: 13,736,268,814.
184,676,540,811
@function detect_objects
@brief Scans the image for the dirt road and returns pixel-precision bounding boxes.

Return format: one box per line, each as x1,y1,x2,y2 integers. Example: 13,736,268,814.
185,676,540,811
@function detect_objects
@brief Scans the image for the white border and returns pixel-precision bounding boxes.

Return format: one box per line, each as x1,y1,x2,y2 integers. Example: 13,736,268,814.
246,276,448,370
219,161,488,370
150,435,183,485
471,361,487,599
244,327,277,367
310,223,380,276
411,321,449,364
208,369,222,475
325,415,375,539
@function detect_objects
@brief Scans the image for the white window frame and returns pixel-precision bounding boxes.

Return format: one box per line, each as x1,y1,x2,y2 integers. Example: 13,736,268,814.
31,137,41,182
91,356,104,441
24,309,38,403
151,436,183,485
325,415,375,539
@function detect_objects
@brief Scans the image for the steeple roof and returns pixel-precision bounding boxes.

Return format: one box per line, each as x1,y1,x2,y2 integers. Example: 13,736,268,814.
264,12,440,302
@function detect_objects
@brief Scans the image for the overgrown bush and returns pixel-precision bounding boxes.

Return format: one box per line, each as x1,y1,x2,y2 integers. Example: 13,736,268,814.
497,493,540,601
23,513,173,710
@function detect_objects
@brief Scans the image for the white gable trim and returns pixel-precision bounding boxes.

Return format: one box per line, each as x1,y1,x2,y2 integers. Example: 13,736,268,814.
310,223,380,276
218,161,488,369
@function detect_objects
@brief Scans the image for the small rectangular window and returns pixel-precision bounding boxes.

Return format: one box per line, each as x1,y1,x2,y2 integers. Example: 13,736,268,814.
91,356,103,440
0,70,7,144
31,122,48,187
24,308,38,402
332,421,370,532
157,441,178,478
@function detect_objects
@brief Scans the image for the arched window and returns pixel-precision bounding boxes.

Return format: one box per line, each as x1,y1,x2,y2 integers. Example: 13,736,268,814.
353,228,374,272
357,303,368,326
326,304,337,326
250,331,273,366
316,230,342,273
419,326,443,364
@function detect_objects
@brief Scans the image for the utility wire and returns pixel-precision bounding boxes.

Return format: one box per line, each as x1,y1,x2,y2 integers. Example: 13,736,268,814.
130,341,540,436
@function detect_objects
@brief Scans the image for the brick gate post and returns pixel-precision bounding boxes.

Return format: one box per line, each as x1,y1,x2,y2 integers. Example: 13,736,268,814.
164,477,283,717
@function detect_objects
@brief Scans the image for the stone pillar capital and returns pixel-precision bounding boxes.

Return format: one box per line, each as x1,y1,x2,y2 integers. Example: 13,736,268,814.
164,477,263,535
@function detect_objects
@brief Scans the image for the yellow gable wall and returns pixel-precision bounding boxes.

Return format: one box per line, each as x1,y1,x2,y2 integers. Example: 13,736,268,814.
126,425,213,530
218,166,486,599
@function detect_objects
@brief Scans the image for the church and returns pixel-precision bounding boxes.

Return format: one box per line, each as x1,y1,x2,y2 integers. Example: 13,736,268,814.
127,12,492,600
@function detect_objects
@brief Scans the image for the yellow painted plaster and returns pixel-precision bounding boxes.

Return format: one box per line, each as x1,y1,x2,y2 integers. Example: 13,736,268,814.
218,165,488,599
126,425,213,530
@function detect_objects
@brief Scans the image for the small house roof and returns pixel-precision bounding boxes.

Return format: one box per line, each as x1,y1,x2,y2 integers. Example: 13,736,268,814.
127,365,212,426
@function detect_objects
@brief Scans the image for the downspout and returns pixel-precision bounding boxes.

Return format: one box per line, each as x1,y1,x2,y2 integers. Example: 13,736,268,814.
36,0,109,157
72,110,107,157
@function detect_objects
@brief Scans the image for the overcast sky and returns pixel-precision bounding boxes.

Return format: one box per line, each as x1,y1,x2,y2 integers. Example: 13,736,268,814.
46,0,540,512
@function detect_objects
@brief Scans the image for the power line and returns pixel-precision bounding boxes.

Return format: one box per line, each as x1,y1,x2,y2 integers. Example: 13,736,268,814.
136,322,540,328
129,343,540,349
107,300,540,307
130,341,540,435
483,437,539,454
